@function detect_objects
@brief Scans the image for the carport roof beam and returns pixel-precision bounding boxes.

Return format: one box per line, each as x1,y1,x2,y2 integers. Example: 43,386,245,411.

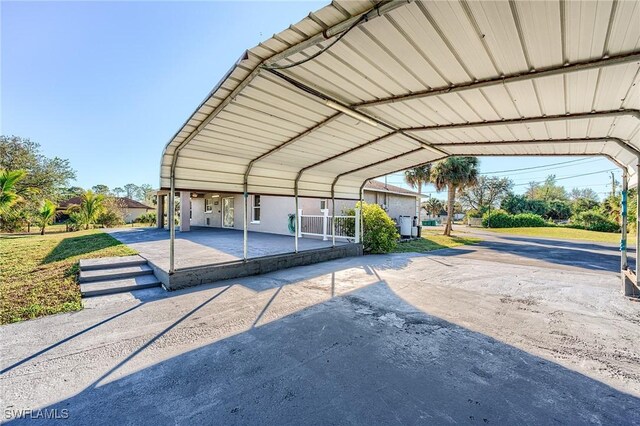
355,53,640,108
264,67,450,157
330,147,446,195
402,110,640,132
433,137,640,157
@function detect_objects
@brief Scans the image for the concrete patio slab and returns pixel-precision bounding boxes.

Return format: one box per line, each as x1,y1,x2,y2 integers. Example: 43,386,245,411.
106,227,357,290
106,227,347,271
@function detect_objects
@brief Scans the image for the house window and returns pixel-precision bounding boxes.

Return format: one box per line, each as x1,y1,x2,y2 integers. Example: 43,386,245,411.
252,195,261,223
205,198,212,213
320,199,327,210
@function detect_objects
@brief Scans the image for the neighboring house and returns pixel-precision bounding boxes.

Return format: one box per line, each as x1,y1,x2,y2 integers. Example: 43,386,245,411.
420,207,464,223
57,197,154,224
180,180,419,236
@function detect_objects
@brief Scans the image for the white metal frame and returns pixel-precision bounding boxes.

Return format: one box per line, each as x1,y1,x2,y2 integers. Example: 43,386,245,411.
160,0,640,296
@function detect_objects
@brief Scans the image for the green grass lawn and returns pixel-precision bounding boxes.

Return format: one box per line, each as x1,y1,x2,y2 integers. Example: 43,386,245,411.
482,226,634,244
13,222,154,235
393,229,481,253
0,230,137,324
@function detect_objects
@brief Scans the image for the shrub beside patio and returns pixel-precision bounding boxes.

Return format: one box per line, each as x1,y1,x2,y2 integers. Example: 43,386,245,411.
0,230,136,324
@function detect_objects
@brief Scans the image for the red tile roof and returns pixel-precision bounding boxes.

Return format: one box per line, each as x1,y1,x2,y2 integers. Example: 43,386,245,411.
58,197,153,210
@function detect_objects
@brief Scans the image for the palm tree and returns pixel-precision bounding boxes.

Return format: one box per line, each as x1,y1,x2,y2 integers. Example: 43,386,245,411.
423,197,444,219
430,157,479,236
404,165,431,198
67,190,105,230
36,200,56,235
404,165,432,217
0,169,26,213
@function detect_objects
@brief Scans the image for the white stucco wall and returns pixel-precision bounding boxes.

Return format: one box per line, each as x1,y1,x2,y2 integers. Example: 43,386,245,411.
187,191,416,233
123,207,152,224
240,194,296,236
189,193,296,235
299,191,417,224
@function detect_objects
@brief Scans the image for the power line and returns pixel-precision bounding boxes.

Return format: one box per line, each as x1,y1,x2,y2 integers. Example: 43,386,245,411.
480,157,596,175
488,159,602,177
513,168,616,186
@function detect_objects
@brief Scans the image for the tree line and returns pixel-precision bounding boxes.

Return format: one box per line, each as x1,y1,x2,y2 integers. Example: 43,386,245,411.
404,158,626,235
0,135,156,233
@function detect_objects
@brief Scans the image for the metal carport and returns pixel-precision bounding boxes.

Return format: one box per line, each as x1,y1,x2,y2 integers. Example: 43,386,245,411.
159,0,640,295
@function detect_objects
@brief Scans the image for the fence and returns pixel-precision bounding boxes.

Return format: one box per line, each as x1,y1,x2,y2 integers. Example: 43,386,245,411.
298,209,360,243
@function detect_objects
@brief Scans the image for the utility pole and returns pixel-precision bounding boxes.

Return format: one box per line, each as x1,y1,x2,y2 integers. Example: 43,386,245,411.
611,172,617,197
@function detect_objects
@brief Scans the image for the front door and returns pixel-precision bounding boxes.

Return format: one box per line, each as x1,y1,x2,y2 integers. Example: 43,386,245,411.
222,197,234,228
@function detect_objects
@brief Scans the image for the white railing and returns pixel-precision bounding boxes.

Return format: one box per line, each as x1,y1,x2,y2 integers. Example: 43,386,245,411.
298,209,360,243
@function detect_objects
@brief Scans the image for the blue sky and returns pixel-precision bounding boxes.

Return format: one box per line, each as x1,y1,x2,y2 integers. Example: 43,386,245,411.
2,1,619,199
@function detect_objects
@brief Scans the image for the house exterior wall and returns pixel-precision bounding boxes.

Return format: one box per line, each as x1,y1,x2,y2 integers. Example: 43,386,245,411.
189,193,296,235
188,190,416,232
299,190,417,223
123,207,152,223
241,194,295,235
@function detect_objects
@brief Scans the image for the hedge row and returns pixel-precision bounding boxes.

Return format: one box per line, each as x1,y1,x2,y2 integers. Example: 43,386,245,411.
482,210,548,228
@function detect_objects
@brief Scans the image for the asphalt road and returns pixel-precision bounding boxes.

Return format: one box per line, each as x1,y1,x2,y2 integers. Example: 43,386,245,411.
2,230,639,424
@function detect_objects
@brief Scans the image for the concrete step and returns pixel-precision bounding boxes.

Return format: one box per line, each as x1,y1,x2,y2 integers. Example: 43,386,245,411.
79,264,154,283
80,274,161,297
79,255,147,271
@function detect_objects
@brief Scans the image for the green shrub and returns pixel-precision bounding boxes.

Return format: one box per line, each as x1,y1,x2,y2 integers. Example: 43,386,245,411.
135,212,156,225
483,210,548,228
482,210,513,228
512,213,547,227
344,202,399,253
571,210,619,233
545,199,572,221
0,208,26,232
96,209,124,228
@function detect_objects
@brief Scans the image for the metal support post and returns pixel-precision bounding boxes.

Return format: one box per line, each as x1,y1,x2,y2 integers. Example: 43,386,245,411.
621,170,628,271
359,185,365,246
636,156,640,293
169,178,176,274
294,193,299,253
332,196,336,247
243,191,248,261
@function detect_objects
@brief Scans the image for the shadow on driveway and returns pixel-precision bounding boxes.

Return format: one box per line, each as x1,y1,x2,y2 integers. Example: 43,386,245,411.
11,282,638,425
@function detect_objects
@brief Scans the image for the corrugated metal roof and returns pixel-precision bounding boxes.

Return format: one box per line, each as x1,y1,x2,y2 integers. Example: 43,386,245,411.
160,0,640,200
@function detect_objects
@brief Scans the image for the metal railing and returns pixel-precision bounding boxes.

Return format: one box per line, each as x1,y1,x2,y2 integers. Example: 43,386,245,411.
298,209,360,243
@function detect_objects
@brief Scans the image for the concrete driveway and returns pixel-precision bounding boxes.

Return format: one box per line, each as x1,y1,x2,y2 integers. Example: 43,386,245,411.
2,231,639,424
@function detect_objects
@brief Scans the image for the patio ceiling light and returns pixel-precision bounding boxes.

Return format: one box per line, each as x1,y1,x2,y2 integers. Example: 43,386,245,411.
325,99,378,127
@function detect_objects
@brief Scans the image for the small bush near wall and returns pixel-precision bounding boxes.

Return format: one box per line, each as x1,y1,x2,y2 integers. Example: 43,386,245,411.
482,210,548,228
344,202,399,254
